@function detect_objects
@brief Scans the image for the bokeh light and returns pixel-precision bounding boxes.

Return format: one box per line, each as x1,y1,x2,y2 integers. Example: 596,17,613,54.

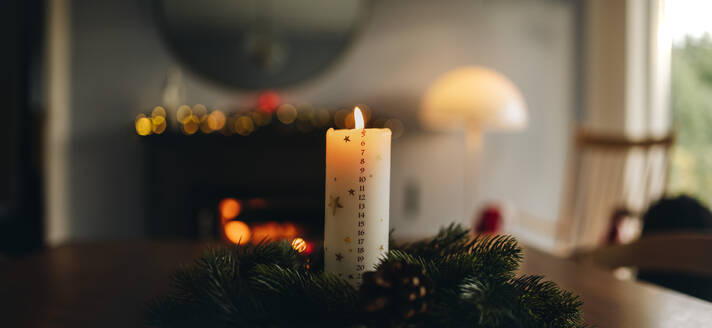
277,104,297,124
252,110,272,126
207,110,226,131
151,106,167,118
219,198,241,221
224,221,251,245
234,115,255,136
247,197,268,209
135,114,152,136
224,115,237,135
295,105,315,132
248,222,302,244
282,223,298,239
384,119,405,139
334,109,349,129
373,118,387,128
304,241,314,254
176,105,192,123
291,238,307,253
344,112,355,129
258,91,280,113
182,116,199,135
192,104,207,119
200,119,213,134
151,115,166,134
251,222,282,242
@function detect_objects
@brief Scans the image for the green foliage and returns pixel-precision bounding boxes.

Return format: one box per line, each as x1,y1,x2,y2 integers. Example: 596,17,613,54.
147,224,585,327
669,35,712,204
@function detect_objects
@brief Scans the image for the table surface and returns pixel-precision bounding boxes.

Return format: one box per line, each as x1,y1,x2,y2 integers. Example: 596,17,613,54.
2,240,712,327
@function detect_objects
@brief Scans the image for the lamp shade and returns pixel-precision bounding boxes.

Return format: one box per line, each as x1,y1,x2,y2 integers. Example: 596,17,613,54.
420,66,527,132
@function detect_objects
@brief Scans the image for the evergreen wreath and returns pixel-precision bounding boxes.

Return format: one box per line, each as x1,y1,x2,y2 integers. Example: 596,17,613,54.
147,224,585,327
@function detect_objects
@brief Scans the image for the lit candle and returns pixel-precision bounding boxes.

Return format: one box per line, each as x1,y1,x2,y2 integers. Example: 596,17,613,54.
325,107,391,286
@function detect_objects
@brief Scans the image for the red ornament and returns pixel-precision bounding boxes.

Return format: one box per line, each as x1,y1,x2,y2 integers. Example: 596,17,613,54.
304,241,314,255
475,205,502,234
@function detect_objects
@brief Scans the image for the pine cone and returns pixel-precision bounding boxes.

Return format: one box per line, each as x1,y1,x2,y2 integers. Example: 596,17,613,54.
360,261,432,326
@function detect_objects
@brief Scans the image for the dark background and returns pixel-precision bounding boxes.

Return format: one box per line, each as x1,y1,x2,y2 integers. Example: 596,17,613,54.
0,0,45,255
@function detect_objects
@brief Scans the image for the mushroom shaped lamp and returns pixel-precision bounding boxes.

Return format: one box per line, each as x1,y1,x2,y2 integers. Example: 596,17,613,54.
420,66,527,148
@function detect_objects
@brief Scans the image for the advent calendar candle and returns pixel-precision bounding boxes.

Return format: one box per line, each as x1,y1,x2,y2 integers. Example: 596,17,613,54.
325,107,391,286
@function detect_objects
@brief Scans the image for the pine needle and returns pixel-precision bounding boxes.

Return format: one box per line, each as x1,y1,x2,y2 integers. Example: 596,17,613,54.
147,223,585,327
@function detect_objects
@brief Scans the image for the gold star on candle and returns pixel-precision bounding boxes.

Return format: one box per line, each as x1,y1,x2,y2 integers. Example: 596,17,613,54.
335,253,344,262
344,237,351,243
379,245,384,251
344,136,351,142
348,189,355,196
376,154,382,160
328,195,343,216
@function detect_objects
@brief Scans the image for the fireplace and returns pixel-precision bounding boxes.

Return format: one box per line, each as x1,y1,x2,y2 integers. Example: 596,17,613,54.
141,123,326,247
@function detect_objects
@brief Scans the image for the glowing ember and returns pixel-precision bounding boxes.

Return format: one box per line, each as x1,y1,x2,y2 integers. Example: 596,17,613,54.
224,221,251,245
219,198,241,221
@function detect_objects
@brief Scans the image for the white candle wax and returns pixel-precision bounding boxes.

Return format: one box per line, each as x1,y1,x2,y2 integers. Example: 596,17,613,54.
324,116,391,286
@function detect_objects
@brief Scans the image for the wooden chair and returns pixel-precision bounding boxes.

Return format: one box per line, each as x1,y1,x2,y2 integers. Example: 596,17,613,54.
556,129,674,253
587,232,712,276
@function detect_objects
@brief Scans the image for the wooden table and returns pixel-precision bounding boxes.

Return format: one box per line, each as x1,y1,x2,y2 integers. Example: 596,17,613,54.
520,247,712,327
2,241,712,327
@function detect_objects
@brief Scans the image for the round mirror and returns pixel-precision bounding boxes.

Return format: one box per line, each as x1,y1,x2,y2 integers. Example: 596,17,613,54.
154,0,369,89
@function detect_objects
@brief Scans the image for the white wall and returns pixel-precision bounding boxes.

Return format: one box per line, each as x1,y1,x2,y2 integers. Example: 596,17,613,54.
386,1,575,238
55,0,576,242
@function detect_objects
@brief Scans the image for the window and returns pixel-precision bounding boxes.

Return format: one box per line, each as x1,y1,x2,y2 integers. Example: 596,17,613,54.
667,0,712,204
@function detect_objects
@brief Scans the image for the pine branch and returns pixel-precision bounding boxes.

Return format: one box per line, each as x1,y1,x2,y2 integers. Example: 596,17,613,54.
395,223,471,259
147,242,303,328
511,275,586,328
249,264,359,327
147,224,585,328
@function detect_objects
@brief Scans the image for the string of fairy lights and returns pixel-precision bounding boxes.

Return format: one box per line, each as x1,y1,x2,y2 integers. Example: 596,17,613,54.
135,93,405,251
134,99,405,138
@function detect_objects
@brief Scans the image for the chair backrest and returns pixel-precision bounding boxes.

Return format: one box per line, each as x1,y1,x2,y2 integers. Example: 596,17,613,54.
556,129,674,252
588,232,712,276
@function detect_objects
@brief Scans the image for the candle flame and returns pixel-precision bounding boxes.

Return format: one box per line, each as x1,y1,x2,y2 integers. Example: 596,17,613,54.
354,107,365,129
